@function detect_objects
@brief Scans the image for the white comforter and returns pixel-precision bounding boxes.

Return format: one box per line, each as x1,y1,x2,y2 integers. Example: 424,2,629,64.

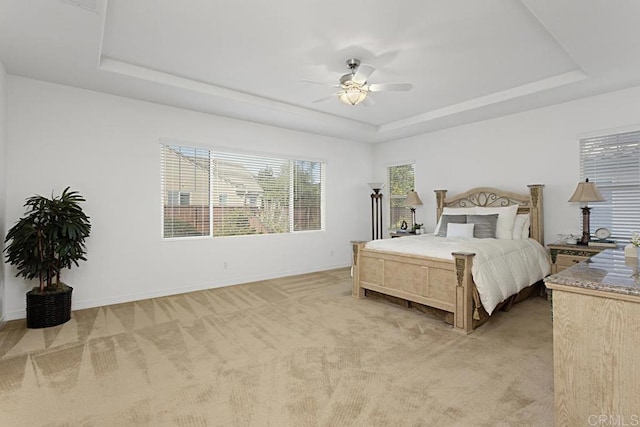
365,235,550,315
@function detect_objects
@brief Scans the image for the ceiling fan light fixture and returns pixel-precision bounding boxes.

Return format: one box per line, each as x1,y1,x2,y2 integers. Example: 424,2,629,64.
338,84,368,105
306,57,411,105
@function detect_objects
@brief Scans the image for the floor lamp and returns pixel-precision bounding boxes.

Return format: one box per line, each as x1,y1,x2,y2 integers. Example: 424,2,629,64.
568,178,605,245
368,182,384,240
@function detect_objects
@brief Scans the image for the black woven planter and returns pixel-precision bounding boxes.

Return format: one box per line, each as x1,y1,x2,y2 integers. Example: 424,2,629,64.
26,285,73,329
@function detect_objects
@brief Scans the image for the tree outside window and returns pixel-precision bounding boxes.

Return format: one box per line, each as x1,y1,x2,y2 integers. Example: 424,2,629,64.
388,164,415,230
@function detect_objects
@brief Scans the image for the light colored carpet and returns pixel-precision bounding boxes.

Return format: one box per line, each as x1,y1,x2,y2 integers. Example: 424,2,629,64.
0,268,553,426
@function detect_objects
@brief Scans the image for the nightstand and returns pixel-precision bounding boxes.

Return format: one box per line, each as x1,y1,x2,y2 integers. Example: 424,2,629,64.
389,232,415,238
547,243,607,274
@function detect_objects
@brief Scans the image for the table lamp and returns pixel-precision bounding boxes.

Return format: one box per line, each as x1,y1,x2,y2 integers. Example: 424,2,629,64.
404,190,423,229
568,178,605,245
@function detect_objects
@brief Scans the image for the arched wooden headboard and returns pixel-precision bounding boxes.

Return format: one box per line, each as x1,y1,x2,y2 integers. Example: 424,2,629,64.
434,184,544,245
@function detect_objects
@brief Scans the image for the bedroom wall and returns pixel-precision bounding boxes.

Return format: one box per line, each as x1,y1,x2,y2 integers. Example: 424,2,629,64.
0,60,6,326
374,85,640,244
4,76,373,320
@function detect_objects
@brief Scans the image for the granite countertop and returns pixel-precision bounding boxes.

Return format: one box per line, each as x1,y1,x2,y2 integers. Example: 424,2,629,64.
545,249,640,297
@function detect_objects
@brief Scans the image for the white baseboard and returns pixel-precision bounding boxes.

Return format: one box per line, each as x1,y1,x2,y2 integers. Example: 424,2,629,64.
4,310,24,322
3,263,351,321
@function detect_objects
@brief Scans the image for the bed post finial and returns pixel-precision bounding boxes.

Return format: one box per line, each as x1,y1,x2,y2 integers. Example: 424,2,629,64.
527,184,544,245
434,189,447,222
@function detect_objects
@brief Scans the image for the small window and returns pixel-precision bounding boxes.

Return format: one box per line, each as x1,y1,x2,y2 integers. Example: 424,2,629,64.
179,192,191,206
167,191,191,206
167,191,180,207
388,163,415,229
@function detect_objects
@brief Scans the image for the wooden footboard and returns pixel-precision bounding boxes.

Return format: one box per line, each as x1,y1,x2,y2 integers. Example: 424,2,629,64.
352,241,477,334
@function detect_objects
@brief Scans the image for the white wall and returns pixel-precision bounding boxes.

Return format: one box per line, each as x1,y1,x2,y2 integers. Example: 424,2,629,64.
374,85,640,243
0,60,7,325
8,74,640,321
4,76,373,319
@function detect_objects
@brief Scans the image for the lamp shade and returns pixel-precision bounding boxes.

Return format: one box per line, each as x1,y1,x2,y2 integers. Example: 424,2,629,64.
568,178,605,203
404,190,423,207
368,182,385,191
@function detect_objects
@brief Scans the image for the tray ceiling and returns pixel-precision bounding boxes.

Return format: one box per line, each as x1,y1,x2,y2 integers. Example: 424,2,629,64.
1,0,640,143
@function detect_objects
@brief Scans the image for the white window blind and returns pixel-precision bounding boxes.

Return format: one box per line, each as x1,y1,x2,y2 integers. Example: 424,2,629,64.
161,143,325,238
162,145,211,238
212,151,289,236
388,163,415,229
580,130,640,243
293,160,324,231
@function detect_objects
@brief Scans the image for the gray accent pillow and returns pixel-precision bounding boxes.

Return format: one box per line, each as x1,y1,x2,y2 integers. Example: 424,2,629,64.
467,214,499,239
437,215,467,237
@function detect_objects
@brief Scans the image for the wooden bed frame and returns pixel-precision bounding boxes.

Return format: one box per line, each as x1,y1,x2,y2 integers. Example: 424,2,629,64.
352,185,545,334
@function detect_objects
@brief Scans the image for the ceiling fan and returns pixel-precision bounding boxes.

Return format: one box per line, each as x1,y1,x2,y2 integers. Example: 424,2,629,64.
306,58,413,106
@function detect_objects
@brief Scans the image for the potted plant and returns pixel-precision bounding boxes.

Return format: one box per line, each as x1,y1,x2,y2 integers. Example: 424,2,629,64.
413,223,424,234
4,187,91,328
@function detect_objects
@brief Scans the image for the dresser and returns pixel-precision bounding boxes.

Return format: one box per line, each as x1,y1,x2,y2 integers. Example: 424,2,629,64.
544,250,640,426
547,243,606,274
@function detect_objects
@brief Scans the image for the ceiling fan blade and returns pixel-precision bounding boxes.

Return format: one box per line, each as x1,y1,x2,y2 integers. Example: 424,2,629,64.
301,79,340,88
368,83,413,92
352,64,375,85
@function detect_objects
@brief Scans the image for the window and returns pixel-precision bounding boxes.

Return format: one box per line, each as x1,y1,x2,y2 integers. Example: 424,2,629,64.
167,191,179,206
162,146,210,238
168,191,191,206
388,163,415,229
161,144,325,238
179,192,191,206
580,130,640,243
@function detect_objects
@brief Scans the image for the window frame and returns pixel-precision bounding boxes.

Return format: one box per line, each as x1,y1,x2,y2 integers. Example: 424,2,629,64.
386,161,416,231
578,129,640,244
161,141,326,239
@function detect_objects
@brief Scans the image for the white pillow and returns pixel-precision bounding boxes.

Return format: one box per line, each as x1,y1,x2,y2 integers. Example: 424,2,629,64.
475,205,519,240
521,215,531,239
512,214,529,239
447,223,475,239
434,207,477,235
